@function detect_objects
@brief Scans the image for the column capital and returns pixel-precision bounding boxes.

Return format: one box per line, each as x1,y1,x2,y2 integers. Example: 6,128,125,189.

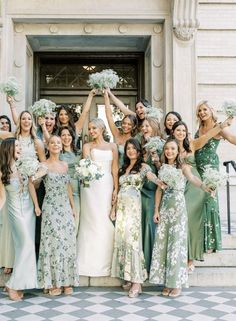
172,0,199,41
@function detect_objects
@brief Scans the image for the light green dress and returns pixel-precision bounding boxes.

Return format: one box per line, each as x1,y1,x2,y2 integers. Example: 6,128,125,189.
195,133,221,252
60,151,81,234
111,172,147,283
184,155,205,261
5,177,37,290
37,172,79,289
149,168,188,289
117,144,125,168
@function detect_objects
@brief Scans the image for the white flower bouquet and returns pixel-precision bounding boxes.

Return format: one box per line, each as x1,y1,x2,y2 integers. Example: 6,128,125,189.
0,77,20,97
202,165,227,191
30,99,56,118
145,106,163,122
221,99,236,117
16,157,48,181
144,136,165,155
74,157,104,187
87,69,120,91
158,164,182,189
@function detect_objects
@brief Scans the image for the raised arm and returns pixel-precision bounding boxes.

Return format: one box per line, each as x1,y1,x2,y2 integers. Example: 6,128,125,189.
75,89,96,135
192,117,233,151
38,117,51,143
111,143,119,205
6,96,18,125
107,88,136,117
104,90,120,141
220,123,236,145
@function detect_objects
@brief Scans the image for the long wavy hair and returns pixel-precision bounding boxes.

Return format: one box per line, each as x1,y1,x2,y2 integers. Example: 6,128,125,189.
161,137,182,169
0,115,12,132
141,116,163,148
172,121,192,153
135,98,150,126
0,137,16,185
15,111,37,140
164,111,182,135
120,114,138,137
58,126,77,154
89,118,110,142
119,138,143,177
56,106,76,129
196,100,218,124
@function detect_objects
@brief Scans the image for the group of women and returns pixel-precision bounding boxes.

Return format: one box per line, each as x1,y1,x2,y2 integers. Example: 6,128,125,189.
0,88,235,301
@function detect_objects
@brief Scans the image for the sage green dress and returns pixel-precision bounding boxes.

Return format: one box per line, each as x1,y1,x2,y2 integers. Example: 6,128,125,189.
195,133,221,252
184,155,205,261
111,172,147,283
141,156,158,273
149,168,188,289
59,151,81,234
117,144,125,168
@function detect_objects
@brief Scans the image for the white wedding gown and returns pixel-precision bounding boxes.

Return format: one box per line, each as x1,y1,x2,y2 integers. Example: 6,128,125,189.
77,149,115,276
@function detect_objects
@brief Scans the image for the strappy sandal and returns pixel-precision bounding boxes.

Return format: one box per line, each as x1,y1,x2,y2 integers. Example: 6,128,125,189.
122,282,132,291
162,287,171,296
128,285,142,298
49,288,62,296
169,288,181,297
63,287,73,295
6,287,22,301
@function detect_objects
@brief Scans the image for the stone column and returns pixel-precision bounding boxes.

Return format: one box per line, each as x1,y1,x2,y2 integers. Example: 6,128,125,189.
172,0,199,133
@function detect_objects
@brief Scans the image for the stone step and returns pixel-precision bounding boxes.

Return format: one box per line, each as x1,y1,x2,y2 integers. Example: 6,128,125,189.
222,234,236,248
188,267,236,286
195,249,236,267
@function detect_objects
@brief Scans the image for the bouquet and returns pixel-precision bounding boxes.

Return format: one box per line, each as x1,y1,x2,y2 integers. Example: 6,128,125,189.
145,106,163,122
0,77,20,97
158,164,182,189
16,157,48,181
144,136,165,155
74,157,104,187
221,99,236,117
30,99,56,118
87,69,120,91
202,165,227,191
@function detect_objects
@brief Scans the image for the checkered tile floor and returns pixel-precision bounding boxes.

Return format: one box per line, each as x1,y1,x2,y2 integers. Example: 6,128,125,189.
1,287,236,321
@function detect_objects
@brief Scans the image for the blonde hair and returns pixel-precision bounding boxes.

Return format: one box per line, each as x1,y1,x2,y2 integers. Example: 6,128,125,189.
89,118,110,141
196,100,218,124
15,111,37,140
143,116,162,137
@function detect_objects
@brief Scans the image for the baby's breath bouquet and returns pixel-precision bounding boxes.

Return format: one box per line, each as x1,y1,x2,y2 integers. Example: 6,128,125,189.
16,157,48,183
144,136,165,155
74,157,104,187
202,165,227,191
87,69,120,91
158,164,182,189
0,77,20,97
221,99,236,117
145,106,163,122
30,99,56,118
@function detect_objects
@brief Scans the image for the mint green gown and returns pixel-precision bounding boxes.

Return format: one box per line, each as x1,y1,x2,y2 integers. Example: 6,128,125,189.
117,144,125,168
60,151,81,234
5,177,37,290
184,155,205,261
195,133,221,252
149,169,188,288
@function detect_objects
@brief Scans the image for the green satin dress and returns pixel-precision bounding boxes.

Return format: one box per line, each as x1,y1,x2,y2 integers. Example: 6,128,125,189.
141,155,158,272
60,151,81,235
195,133,221,252
117,144,125,169
184,155,205,261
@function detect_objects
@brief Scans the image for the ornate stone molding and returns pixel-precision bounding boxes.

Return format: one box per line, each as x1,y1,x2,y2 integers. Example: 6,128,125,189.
172,0,199,41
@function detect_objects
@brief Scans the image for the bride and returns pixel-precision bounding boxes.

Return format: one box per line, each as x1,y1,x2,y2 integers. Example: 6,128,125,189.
77,118,118,276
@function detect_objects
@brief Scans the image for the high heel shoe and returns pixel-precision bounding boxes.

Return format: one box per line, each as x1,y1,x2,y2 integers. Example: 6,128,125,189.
49,288,62,296
63,287,73,295
162,287,172,296
6,287,22,301
17,290,24,299
122,282,132,291
168,288,181,297
128,285,142,298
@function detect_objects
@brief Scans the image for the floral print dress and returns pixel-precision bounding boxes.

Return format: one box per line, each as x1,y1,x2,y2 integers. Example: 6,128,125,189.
111,172,148,283
37,172,79,289
194,133,221,252
149,169,188,289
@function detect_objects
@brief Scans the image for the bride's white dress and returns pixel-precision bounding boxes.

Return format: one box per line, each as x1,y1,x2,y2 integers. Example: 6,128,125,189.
77,149,115,276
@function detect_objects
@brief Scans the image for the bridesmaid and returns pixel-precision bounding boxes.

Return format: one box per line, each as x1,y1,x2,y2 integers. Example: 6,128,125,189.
77,118,118,276
36,135,79,295
37,112,57,144
59,126,81,235
104,89,137,167
163,111,182,138
0,116,14,275
149,138,209,297
172,119,232,271
195,101,236,253
111,138,163,298
0,138,39,301
140,116,162,272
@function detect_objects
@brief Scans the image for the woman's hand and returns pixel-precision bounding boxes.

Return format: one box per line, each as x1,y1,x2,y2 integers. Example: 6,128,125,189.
150,150,160,164
6,95,14,106
153,210,160,224
110,207,116,221
220,116,234,129
35,206,42,216
90,88,97,97
38,116,46,128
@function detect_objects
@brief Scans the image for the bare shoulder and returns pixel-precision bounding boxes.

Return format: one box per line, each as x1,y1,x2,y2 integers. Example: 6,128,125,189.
109,142,118,151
